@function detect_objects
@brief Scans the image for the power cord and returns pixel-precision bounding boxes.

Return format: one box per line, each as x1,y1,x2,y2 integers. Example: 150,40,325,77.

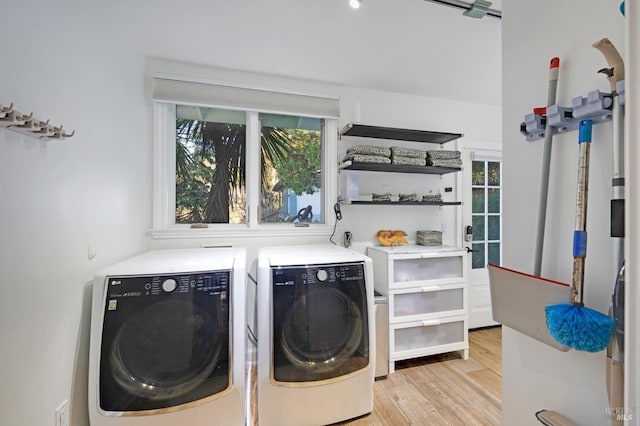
329,203,342,245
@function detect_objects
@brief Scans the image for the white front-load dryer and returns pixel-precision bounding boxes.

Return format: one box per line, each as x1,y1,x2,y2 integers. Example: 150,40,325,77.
88,248,246,426
254,245,375,426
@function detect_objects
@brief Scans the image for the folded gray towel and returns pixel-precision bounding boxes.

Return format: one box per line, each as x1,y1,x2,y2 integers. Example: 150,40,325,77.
426,150,461,160
391,146,426,159
372,192,392,202
417,230,442,246
399,193,418,202
426,158,463,168
422,193,443,203
392,155,426,166
347,145,391,157
346,153,392,164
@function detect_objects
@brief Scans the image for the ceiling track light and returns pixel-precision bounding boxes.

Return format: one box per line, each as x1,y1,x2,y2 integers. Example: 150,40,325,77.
349,0,363,9
423,0,502,19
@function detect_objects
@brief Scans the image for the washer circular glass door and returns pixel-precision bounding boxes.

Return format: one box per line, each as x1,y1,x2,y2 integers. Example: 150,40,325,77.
280,286,363,373
110,298,223,400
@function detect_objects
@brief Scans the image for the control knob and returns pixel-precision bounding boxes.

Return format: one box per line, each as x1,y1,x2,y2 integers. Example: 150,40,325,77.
316,269,328,282
162,278,177,293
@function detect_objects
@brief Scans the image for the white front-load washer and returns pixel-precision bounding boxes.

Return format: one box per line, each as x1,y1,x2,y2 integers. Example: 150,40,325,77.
253,245,375,426
88,248,246,426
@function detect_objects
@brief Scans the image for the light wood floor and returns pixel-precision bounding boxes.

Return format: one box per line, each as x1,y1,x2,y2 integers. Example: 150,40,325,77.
249,326,502,426
339,326,502,426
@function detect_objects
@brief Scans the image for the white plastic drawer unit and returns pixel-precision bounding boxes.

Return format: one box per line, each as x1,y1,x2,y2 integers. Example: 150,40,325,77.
389,283,466,323
390,315,467,361
366,245,469,372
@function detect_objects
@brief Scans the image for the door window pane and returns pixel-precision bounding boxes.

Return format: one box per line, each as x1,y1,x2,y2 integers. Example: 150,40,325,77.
488,161,500,185
472,188,485,213
260,114,323,224
472,215,485,241
488,242,501,265
488,188,500,213
472,243,485,269
472,161,485,185
488,215,500,240
175,106,246,224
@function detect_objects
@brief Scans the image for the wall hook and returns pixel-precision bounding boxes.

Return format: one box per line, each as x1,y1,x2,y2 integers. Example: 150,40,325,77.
0,103,14,115
0,102,74,140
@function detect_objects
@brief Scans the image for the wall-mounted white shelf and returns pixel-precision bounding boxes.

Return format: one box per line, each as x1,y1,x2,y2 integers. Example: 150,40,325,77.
0,102,74,140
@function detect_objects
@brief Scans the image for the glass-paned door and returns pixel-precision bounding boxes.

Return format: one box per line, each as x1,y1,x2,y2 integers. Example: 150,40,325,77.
471,159,502,268
463,149,502,329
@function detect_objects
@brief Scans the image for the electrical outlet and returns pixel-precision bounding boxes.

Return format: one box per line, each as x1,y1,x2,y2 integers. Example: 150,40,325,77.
55,400,69,426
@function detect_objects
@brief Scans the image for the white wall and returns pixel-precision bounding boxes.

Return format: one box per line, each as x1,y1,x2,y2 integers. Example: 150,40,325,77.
0,1,500,426
502,1,624,424
0,4,150,426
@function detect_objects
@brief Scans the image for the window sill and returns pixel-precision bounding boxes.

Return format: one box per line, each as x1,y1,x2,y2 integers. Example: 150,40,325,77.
148,224,335,240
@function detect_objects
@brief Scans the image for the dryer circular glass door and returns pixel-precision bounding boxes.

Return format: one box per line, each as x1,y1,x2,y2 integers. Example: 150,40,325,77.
280,286,362,372
272,262,370,383
110,298,222,400
98,271,231,413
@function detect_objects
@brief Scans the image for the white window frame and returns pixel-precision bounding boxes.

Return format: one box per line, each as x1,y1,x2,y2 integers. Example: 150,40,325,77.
150,101,338,239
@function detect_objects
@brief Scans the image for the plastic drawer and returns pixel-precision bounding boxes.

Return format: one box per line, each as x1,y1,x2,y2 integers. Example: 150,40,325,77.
392,255,463,285
390,284,465,322
390,315,466,355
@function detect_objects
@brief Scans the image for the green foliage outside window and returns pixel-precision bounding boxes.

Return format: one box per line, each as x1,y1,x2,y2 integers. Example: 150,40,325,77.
175,112,322,225
175,119,246,224
264,128,321,196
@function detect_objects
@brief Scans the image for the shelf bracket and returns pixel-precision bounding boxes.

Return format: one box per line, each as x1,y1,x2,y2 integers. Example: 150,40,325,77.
463,0,492,18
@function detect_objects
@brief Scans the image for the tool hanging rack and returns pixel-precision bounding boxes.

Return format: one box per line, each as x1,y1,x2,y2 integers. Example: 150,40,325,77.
0,102,74,139
520,80,625,142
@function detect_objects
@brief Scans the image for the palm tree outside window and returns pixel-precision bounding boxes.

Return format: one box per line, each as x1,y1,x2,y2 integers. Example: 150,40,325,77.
175,106,323,225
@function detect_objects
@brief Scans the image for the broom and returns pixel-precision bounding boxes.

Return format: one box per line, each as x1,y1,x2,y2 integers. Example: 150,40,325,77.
545,119,614,352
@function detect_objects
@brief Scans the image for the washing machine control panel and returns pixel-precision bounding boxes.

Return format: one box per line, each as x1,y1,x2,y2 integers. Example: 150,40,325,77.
273,262,365,286
106,270,230,299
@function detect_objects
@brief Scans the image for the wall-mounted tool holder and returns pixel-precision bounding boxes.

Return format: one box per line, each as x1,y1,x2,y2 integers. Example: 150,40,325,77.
520,81,625,142
0,102,75,139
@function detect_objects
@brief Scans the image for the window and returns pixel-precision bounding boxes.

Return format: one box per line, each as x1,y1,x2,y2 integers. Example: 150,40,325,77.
175,106,247,224
471,159,502,268
259,113,324,224
151,77,339,237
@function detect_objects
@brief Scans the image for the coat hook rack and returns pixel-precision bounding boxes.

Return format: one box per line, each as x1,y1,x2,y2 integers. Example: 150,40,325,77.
0,102,74,139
